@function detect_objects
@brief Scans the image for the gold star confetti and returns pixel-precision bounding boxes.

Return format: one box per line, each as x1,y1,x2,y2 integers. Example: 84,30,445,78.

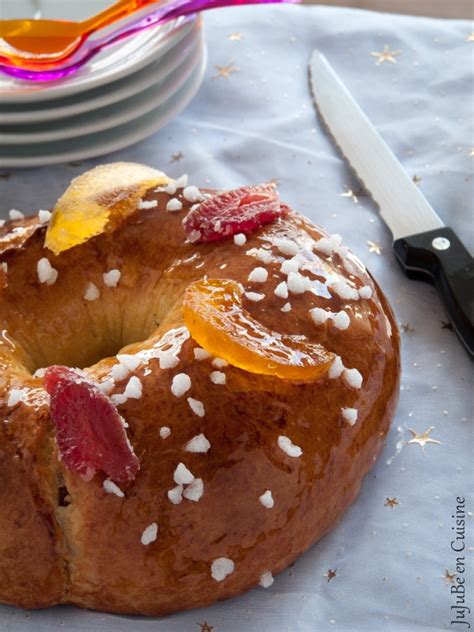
170,151,183,163
407,427,442,453
469,148,474,157
353,186,367,198
412,174,421,185
441,320,454,331
401,322,415,333
466,32,474,42
197,623,214,632
213,61,239,79
340,186,359,203
370,45,401,65
443,569,457,584
228,32,243,41
324,569,337,582
367,240,383,254
385,497,399,508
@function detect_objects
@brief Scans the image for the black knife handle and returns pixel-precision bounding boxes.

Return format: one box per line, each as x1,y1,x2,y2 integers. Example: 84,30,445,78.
393,227,474,358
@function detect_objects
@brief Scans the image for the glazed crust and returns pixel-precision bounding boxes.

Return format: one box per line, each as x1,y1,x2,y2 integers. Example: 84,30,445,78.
0,171,400,615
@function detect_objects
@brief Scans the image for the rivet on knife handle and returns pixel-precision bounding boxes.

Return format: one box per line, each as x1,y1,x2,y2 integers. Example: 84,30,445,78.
393,227,474,358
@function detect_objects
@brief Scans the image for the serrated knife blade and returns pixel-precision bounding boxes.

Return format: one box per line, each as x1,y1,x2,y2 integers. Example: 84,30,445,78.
309,50,444,240
309,50,474,357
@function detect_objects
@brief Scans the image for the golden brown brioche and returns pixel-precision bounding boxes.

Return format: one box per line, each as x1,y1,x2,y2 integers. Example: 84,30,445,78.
0,163,400,615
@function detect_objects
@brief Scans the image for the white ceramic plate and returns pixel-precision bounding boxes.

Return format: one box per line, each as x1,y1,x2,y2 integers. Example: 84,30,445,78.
0,37,203,144
0,11,198,104
0,46,207,167
0,21,200,125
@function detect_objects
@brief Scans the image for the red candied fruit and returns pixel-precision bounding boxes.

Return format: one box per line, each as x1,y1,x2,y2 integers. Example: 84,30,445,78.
44,366,140,483
182,184,288,243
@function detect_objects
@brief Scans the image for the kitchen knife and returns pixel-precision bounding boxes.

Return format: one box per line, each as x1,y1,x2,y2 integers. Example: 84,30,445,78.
309,50,474,358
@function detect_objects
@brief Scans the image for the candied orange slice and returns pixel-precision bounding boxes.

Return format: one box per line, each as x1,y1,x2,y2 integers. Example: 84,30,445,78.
45,162,168,255
183,279,334,381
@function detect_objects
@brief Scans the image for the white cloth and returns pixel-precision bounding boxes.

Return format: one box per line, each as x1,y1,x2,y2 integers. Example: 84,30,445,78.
0,5,472,631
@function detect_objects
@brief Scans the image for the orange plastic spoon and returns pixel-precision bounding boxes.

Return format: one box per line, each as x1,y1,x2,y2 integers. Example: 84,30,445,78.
0,0,162,65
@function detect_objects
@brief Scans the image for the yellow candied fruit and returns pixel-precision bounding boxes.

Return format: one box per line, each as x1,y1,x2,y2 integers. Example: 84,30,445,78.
45,162,169,255
183,279,334,381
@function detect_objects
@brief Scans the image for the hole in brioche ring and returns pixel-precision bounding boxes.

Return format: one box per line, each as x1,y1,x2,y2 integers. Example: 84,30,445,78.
183,278,334,382
0,163,170,373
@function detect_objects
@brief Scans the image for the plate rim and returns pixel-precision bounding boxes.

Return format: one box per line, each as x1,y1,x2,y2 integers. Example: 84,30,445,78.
0,46,207,168
0,21,200,123
0,38,203,144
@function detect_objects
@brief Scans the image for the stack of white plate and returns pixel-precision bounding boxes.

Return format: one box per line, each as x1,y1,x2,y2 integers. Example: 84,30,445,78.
0,11,206,168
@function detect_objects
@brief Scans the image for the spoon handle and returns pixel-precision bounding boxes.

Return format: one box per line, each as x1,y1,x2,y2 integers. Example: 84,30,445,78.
81,0,164,35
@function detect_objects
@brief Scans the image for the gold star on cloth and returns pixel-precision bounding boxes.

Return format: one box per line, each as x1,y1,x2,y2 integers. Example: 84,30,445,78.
370,45,401,65
401,322,415,333
407,427,442,453
340,186,359,203
228,32,243,41
170,151,184,163
324,569,337,582
443,569,457,584
412,174,422,185
469,148,474,157
197,622,214,632
213,61,239,79
466,32,474,42
385,497,399,508
367,240,383,254
353,186,367,198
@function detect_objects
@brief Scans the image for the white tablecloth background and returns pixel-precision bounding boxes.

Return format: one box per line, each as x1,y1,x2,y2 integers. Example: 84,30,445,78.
0,5,472,631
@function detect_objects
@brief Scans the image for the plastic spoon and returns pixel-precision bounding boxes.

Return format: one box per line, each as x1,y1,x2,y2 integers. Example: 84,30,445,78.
1,0,298,82
0,0,172,67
